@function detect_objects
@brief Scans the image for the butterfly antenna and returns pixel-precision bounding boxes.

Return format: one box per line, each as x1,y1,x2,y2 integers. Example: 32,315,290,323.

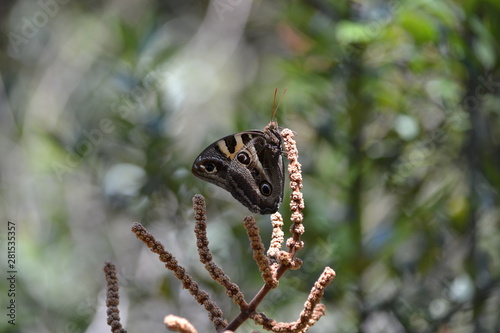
271,88,278,119
271,88,287,120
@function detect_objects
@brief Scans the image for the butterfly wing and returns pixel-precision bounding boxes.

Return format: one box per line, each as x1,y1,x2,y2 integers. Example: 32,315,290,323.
227,131,283,214
192,129,284,214
191,131,264,193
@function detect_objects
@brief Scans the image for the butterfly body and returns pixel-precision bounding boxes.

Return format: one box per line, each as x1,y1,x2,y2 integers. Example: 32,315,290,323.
192,121,284,214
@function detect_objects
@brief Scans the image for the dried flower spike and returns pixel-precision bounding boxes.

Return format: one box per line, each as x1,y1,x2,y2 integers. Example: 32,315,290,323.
281,128,305,256
193,194,248,309
293,267,336,331
243,215,278,288
131,222,228,330
260,267,334,332
103,261,127,333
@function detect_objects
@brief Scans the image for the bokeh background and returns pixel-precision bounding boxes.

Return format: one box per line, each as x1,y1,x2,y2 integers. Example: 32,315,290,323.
1,0,500,332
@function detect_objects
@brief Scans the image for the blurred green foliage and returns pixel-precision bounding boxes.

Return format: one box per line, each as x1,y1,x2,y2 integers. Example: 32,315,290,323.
0,0,499,332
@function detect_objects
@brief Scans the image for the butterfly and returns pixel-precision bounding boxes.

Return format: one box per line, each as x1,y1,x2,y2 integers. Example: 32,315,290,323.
191,90,286,214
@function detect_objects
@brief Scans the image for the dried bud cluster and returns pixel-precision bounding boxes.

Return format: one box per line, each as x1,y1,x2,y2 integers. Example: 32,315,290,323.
268,213,285,260
164,315,198,333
